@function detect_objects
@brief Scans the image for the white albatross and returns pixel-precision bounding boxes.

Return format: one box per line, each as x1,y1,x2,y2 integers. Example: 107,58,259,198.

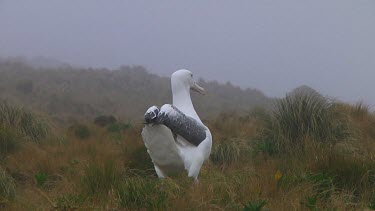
141,69,212,182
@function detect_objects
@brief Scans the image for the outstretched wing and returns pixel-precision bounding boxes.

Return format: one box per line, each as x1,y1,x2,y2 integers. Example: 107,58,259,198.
141,124,185,175
146,104,207,147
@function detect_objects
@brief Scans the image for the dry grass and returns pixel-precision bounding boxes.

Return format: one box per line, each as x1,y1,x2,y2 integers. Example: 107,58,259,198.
0,101,374,210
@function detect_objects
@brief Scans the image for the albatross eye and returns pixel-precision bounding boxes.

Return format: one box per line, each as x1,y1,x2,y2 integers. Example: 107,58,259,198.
191,73,193,78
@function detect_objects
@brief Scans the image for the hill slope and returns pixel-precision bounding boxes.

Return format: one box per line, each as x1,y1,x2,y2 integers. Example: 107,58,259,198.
0,61,271,124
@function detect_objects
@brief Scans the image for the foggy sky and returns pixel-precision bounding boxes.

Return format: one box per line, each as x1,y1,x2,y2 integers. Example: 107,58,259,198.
0,1,374,105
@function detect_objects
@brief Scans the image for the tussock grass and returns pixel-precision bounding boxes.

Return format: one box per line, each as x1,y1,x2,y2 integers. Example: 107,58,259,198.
0,168,16,202
243,199,268,211
82,160,121,195
1,97,375,210
116,177,159,209
350,102,370,120
211,139,241,165
115,177,182,209
312,153,375,195
257,93,351,153
0,102,49,142
71,124,91,139
0,126,19,159
55,193,86,210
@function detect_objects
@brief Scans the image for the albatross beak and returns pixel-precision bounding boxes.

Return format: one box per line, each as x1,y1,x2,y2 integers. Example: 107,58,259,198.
191,82,206,95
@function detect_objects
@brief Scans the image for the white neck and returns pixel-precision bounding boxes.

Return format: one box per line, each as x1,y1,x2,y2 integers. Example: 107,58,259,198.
172,81,201,122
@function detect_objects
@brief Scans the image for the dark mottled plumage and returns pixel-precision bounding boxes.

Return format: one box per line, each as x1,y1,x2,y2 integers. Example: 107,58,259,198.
145,105,206,146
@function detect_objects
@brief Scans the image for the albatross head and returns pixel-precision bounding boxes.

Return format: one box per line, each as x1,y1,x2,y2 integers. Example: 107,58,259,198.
171,69,205,95
171,69,205,120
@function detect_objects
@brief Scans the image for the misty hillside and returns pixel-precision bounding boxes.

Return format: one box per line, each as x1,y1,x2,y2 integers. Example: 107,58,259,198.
0,61,271,125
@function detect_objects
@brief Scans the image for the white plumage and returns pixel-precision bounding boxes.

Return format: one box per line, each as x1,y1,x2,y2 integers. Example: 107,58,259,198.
141,69,212,181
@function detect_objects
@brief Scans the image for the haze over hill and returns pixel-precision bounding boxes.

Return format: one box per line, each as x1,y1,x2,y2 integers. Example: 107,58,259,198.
0,61,271,125
1,1,374,105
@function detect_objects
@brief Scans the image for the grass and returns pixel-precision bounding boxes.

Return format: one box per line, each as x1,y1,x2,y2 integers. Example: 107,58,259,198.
35,172,48,187
256,93,352,154
71,124,91,139
116,177,161,209
0,97,374,210
211,139,241,166
243,199,268,211
0,126,19,159
55,193,86,209
0,168,16,202
107,121,131,133
369,195,375,210
81,160,121,195
0,101,49,142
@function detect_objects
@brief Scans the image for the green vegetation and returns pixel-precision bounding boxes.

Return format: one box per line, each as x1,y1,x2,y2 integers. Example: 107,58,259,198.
257,92,351,154
0,61,374,210
0,168,16,202
0,62,270,125
55,193,86,210
72,124,91,139
243,199,268,211
107,121,131,133
211,139,241,165
117,178,161,209
81,161,120,195
0,102,49,141
94,115,117,127
0,126,19,159
34,172,48,187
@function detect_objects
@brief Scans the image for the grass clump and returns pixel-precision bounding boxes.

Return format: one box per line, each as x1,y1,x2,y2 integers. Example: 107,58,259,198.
258,93,351,153
0,126,19,159
107,122,131,133
313,155,375,194
82,161,120,195
369,195,375,210
126,146,154,170
116,177,180,209
0,168,16,202
243,199,268,211
55,193,86,209
211,139,241,165
34,171,48,187
72,124,91,139
94,115,117,127
350,102,370,120
301,196,318,211
307,173,335,200
0,102,49,142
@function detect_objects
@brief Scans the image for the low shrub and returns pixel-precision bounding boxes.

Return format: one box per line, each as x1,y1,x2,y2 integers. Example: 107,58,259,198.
94,115,117,127
72,124,90,139
107,122,131,133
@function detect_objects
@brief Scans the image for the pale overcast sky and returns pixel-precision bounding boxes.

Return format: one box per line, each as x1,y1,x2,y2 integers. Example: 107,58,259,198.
0,1,374,105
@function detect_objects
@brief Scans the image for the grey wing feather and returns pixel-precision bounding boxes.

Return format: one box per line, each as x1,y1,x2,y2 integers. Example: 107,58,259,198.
152,105,207,146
